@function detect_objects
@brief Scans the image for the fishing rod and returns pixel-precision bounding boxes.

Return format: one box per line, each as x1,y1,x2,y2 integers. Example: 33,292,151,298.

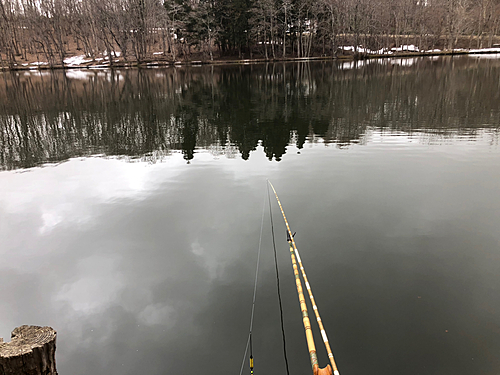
268,180,340,375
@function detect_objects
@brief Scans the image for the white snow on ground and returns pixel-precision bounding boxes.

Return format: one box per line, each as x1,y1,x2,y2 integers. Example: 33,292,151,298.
373,48,392,54
16,46,500,70
341,45,393,54
366,46,498,55
341,44,449,54
64,55,91,66
341,45,371,53
103,50,121,57
338,45,500,63
392,44,420,52
342,45,374,53
340,45,499,55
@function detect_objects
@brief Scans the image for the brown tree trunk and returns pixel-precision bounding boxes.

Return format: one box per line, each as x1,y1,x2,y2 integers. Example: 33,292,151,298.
0,325,58,375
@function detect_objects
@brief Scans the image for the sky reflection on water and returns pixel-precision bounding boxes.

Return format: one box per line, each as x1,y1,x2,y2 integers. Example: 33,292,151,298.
1,129,500,375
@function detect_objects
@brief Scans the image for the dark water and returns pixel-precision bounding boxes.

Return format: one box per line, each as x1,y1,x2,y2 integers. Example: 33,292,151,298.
1,56,500,375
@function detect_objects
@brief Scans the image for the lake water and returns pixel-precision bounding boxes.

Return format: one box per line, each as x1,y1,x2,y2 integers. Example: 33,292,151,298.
1,56,500,375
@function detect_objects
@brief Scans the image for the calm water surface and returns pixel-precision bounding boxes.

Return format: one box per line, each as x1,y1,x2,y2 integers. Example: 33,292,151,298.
1,56,500,375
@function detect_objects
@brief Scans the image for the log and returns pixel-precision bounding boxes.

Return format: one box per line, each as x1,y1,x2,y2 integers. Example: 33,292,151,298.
0,325,58,375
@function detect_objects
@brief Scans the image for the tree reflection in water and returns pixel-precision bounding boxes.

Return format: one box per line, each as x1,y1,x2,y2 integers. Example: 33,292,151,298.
1,56,500,171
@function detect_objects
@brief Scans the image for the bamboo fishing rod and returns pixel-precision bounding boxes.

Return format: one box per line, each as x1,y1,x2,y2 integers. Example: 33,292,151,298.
268,180,340,375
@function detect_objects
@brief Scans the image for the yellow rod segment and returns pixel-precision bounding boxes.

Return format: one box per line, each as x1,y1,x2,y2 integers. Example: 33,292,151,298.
268,181,340,375
288,240,319,370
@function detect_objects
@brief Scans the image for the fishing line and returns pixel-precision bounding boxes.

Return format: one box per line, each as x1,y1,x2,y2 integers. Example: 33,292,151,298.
239,187,266,375
267,180,291,375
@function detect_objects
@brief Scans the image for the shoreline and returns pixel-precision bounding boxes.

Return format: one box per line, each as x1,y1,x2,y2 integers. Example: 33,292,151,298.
1,49,500,72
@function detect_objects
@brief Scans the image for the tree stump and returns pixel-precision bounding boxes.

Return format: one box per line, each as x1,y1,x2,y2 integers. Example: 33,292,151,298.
0,325,58,375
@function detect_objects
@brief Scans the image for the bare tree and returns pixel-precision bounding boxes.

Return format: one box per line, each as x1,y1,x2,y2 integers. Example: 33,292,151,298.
0,0,19,67
281,0,292,57
249,0,277,59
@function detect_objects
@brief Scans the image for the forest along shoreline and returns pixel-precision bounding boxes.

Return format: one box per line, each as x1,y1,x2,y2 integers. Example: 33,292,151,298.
2,46,500,71
2,0,500,71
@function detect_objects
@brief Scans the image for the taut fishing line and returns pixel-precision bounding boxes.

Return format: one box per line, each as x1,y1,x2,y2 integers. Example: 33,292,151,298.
238,182,291,375
267,181,291,375
239,188,266,375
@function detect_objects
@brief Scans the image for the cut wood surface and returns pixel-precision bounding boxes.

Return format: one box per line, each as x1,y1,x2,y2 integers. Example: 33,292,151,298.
0,325,57,375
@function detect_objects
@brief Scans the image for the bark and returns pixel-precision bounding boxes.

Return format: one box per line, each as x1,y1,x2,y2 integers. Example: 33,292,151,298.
0,325,58,375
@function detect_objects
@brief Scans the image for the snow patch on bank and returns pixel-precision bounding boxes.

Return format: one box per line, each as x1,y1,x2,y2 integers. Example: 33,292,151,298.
341,45,394,54
392,44,420,52
340,45,500,58
64,55,92,66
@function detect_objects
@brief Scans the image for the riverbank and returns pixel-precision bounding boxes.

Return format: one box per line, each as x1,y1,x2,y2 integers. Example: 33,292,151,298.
2,47,500,71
